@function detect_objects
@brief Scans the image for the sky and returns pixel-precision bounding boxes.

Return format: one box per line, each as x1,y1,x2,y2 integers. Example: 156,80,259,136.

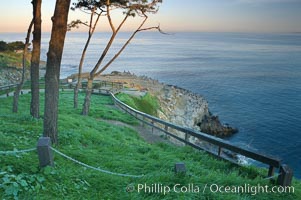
0,0,301,33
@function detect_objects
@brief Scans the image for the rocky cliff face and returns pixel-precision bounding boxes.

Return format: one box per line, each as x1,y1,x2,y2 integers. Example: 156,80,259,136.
0,61,46,86
92,72,238,137
156,84,210,130
155,84,237,137
0,68,28,86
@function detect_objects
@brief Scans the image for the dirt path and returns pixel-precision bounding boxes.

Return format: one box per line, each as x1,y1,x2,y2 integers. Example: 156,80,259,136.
101,119,171,144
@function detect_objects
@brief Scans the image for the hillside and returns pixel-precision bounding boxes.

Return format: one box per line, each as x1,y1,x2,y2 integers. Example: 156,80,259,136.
0,51,46,85
0,92,300,199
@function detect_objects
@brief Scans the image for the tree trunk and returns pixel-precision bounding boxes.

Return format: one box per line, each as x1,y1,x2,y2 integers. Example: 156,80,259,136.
43,0,71,144
74,84,80,108
12,84,22,113
30,0,42,118
74,9,100,109
12,20,34,113
81,77,93,115
73,36,89,109
73,34,91,109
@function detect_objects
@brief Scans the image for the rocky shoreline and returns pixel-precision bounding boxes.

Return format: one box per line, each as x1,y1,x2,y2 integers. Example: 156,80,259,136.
69,71,238,137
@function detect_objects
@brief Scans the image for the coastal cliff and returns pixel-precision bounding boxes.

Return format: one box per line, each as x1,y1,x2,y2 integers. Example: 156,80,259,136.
74,71,238,137
156,84,238,137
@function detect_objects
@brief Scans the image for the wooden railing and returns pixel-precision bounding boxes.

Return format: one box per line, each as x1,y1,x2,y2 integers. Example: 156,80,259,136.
0,80,123,96
111,93,284,178
0,84,18,90
0,82,46,96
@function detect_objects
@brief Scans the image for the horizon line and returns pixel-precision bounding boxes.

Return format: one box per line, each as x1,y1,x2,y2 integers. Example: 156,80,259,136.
1,30,301,35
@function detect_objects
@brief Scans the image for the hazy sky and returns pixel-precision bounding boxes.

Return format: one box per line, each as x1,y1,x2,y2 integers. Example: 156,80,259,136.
0,0,300,33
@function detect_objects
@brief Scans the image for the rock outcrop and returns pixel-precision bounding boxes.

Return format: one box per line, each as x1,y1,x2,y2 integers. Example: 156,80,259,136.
155,84,238,137
0,67,28,86
0,61,46,86
198,115,238,137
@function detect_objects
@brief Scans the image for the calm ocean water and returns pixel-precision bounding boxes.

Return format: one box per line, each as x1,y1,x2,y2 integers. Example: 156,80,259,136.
1,32,301,178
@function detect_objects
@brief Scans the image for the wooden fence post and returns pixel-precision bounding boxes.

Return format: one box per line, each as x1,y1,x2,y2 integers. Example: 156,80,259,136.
185,131,189,144
218,147,222,157
268,166,275,177
164,125,168,131
151,120,154,133
37,137,54,167
277,164,293,186
174,163,186,175
164,125,169,139
142,116,145,127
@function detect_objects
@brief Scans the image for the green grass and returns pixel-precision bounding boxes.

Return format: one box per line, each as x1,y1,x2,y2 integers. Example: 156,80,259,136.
0,51,30,69
0,52,21,68
0,92,300,199
117,92,160,116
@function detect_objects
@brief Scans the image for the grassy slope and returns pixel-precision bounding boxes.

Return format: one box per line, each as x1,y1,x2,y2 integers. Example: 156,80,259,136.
117,93,160,116
0,51,30,69
0,92,300,200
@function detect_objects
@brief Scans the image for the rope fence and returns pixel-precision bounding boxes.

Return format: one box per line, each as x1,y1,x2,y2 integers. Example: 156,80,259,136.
0,144,143,178
50,147,144,178
0,138,291,185
264,173,281,180
0,148,36,155
0,145,283,181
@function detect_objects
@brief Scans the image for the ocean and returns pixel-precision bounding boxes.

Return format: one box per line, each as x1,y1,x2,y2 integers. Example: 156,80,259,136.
1,31,301,178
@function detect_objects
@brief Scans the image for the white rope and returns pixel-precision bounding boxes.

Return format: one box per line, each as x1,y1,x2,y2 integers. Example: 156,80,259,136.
264,173,281,180
50,147,144,178
0,148,36,155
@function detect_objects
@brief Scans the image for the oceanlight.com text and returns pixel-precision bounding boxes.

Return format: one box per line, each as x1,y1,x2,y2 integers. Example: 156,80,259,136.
126,183,295,196
208,183,294,196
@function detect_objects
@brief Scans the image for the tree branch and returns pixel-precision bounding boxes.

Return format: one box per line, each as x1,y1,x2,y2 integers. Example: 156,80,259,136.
106,0,115,33
89,3,129,77
21,19,34,82
91,10,102,35
68,20,89,31
95,15,153,77
138,24,168,34
88,6,95,33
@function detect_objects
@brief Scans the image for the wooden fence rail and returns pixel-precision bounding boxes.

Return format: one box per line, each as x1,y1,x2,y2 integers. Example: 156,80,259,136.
110,93,284,178
0,84,18,90
0,80,123,96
